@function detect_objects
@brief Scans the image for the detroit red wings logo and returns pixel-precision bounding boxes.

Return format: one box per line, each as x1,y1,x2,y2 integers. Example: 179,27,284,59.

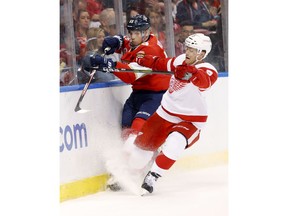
168,78,187,93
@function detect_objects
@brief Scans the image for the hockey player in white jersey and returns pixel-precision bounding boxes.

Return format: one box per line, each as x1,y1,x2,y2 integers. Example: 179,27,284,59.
124,33,218,195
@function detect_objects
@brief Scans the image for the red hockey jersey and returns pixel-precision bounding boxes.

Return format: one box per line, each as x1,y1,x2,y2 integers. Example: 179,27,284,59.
114,34,171,91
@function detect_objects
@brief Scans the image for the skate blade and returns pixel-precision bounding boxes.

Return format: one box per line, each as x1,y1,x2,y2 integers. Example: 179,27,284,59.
140,188,150,196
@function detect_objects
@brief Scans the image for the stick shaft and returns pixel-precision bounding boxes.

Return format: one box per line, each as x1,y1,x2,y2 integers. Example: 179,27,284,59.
113,69,173,75
91,67,173,75
74,70,96,112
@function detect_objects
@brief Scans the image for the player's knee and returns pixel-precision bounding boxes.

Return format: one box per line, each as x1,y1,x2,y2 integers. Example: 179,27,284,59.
162,132,187,160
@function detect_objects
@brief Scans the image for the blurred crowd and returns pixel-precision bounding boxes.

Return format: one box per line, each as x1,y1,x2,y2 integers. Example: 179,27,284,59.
60,0,225,86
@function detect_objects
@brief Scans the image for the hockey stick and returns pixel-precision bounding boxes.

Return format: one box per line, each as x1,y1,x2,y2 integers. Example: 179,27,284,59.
74,69,97,113
113,68,173,75
86,45,171,74
74,50,109,113
90,67,173,75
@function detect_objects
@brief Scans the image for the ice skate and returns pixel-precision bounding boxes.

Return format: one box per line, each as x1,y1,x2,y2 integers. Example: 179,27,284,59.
141,171,161,195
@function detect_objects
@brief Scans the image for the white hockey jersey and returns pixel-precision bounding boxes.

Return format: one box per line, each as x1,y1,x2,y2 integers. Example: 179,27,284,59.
156,54,218,129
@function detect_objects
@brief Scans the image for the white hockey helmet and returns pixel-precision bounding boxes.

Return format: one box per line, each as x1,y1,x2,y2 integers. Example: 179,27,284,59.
185,33,212,59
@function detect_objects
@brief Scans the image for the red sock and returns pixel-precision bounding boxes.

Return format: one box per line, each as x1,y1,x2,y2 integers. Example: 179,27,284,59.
155,152,176,170
131,117,146,132
122,118,146,140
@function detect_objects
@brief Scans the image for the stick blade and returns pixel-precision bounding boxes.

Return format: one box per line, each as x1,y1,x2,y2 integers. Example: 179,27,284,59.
77,109,91,113
140,188,150,196
74,106,91,113
74,105,81,112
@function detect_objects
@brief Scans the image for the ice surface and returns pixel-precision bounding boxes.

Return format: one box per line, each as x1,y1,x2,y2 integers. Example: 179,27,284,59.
60,165,228,216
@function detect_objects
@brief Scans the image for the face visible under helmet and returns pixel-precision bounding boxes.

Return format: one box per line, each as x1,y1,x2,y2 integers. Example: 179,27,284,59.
127,14,150,32
185,33,212,59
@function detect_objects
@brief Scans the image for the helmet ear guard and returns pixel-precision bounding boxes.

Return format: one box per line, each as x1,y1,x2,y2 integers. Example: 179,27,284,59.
185,33,212,59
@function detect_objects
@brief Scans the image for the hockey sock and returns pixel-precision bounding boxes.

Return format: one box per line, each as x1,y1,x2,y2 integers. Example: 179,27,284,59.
152,132,187,176
131,117,146,132
121,118,146,140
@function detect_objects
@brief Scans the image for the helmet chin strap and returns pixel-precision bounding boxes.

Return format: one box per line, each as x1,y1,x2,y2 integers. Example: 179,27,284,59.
190,55,203,65
192,50,205,65
141,29,150,42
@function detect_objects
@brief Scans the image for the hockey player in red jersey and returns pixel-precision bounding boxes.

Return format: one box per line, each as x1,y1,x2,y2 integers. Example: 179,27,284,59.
122,33,218,195
88,14,170,139
86,14,170,191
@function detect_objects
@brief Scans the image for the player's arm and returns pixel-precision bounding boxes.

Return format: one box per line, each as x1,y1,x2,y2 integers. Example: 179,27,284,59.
109,45,168,83
136,53,174,71
191,67,218,89
136,52,185,72
113,61,151,83
137,53,218,89
174,65,218,89
87,54,151,84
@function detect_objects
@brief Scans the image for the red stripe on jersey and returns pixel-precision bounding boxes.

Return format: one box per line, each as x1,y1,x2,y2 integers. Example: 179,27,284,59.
161,106,208,122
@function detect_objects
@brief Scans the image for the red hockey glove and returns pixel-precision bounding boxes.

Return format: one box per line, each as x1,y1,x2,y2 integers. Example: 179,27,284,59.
136,52,159,68
174,65,198,81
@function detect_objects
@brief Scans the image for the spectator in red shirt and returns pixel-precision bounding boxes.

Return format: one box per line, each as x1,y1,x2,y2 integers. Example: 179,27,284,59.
86,0,104,23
